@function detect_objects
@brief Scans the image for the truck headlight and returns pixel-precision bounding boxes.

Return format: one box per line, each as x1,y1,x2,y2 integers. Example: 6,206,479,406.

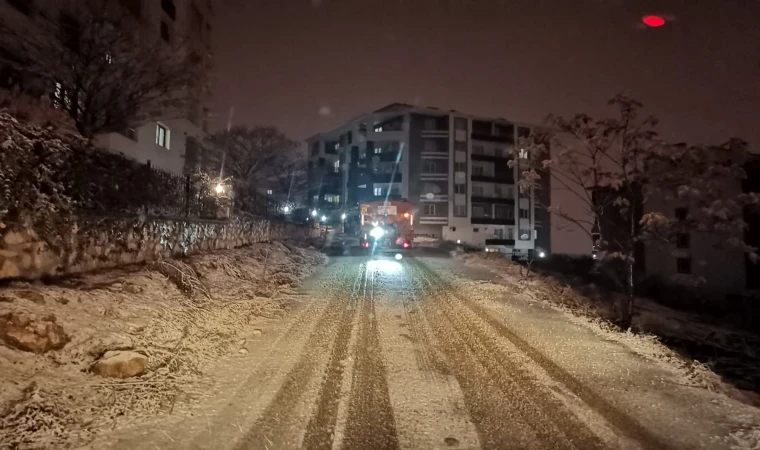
370,227,385,239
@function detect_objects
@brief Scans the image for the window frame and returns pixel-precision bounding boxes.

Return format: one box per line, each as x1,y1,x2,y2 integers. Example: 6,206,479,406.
423,203,436,215
156,124,170,149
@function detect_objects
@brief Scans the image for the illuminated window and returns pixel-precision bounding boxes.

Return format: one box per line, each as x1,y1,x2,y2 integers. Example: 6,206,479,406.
374,187,382,196
156,124,170,149
267,189,273,195
374,147,382,154
334,160,340,173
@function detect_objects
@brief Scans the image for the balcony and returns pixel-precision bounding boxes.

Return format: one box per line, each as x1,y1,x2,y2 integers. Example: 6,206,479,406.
471,132,512,144
471,174,514,184
471,195,514,205
471,153,510,163
471,216,514,225
373,173,402,183
485,239,515,247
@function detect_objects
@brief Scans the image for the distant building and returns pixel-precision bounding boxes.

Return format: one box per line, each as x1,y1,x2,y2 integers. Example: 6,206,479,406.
306,103,549,257
0,0,214,175
591,157,760,300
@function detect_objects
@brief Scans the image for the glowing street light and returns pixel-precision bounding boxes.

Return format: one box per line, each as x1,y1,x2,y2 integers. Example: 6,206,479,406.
311,210,317,217
321,215,327,222
214,184,225,195
341,213,347,220
283,206,290,213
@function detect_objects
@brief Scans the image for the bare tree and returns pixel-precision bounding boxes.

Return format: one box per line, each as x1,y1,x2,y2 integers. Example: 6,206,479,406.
0,1,204,137
269,153,308,203
517,95,759,329
204,126,301,212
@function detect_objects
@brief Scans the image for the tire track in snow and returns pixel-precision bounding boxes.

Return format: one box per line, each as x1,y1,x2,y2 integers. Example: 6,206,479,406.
411,259,669,450
233,263,364,450
340,262,400,450
301,263,367,449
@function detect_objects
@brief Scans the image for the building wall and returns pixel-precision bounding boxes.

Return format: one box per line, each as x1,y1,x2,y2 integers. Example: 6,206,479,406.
307,105,542,251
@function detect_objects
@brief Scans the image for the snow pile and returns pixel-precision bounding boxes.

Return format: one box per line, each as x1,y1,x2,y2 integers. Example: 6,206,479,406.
0,242,324,449
461,252,760,405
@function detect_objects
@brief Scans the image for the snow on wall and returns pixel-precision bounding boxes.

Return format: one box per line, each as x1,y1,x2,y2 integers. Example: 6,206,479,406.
0,216,316,280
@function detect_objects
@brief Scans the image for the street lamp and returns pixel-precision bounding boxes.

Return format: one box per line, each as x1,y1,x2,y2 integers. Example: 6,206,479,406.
341,213,347,220
311,210,317,217
214,184,225,195
321,215,327,222
283,205,290,213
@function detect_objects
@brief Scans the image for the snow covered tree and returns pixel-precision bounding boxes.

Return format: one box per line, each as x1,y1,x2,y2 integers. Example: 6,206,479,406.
0,1,204,138
203,126,301,213
516,95,759,329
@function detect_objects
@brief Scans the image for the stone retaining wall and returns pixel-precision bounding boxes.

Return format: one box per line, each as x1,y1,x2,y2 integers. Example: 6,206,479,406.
0,215,317,280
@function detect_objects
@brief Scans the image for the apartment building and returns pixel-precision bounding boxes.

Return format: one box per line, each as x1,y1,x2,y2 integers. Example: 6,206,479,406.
0,0,213,175
307,103,550,257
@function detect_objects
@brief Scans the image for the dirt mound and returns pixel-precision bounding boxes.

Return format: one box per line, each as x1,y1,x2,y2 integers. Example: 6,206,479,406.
0,242,324,449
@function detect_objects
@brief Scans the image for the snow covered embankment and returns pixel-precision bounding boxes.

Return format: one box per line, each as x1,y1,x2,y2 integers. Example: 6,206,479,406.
459,253,760,406
0,241,324,449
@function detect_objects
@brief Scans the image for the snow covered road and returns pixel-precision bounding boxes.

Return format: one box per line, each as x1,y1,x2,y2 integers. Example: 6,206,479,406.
90,253,760,450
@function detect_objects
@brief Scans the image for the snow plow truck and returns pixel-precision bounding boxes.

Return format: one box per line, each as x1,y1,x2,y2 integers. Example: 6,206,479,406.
359,201,414,252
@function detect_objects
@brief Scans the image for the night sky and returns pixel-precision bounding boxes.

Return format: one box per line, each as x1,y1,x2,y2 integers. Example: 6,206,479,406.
212,0,760,149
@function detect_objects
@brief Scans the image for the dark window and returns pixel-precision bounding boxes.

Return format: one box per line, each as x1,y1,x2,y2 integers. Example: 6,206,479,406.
454,204,467,217
676,232,690,249
7,0,32,15
121,0,142,17
60,13,80,51
347,131,353,144
424,161,437,173
311,142,320,156
675,207,688,221
677,257,692,274
450,226,456,231
519,208,529,219
423,204,435,215
473,228,479,232
161,0,176,20
454,184,466,194
160,21,171,42
454,162,466,173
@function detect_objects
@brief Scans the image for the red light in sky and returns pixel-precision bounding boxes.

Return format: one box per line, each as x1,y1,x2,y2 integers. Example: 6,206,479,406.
642,15,666,27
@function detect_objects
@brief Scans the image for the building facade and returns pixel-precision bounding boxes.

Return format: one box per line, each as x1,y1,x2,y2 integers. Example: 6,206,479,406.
0,0,214,175
307,103,550,257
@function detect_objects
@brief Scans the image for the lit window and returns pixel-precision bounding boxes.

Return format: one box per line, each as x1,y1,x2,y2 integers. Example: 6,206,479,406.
104,53,113,64
334,160,340,173
374,147,382,154
374,126,383,132
423,204,435,215
267,189,273,195
156,124,170,149
374,187,382,196
519,149,529,159
334,143,340,150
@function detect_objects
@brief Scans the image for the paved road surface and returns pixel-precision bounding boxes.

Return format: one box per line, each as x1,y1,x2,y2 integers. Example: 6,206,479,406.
91,253,759,450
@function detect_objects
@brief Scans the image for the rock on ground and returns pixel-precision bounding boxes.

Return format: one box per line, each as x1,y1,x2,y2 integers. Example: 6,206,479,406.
0,310,69,353
92,351,148,378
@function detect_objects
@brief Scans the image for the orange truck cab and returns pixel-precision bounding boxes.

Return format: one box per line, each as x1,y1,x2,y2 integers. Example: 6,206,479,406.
359,201,414,251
